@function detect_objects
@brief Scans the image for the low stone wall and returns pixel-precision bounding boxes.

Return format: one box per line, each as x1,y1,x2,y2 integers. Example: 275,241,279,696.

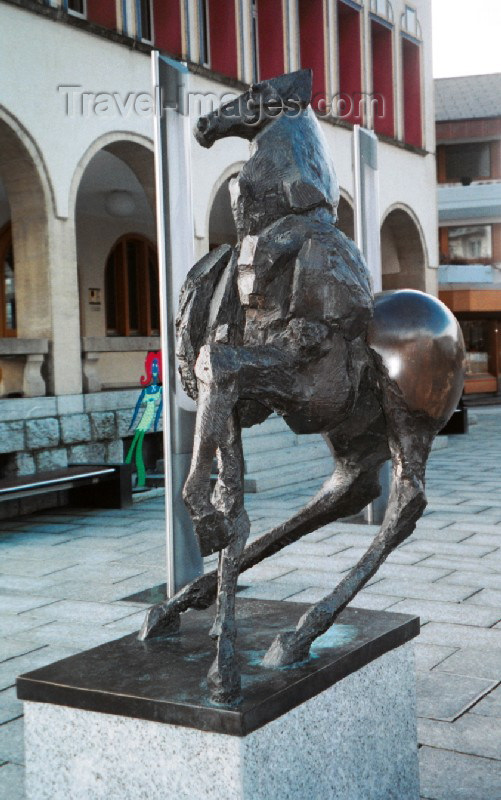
0,390,163,518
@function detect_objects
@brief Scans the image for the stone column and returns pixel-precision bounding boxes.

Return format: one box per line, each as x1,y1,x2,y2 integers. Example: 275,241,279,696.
46,216,83,396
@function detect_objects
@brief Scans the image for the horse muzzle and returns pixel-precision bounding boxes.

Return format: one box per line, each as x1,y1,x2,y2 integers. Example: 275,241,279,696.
194,115,217,148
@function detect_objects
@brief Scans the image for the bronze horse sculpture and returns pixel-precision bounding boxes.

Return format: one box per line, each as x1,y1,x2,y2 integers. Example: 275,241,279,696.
140,70,465,704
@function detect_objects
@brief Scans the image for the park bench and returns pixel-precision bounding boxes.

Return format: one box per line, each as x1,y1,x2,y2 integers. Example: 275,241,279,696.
0,464,133,510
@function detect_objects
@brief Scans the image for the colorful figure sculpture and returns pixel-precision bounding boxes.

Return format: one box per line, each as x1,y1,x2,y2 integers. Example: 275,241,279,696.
125,351,163,489
140,70,465,705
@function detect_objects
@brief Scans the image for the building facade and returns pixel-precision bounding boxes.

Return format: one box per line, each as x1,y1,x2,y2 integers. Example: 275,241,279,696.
0,0,437,498
436,74,501,401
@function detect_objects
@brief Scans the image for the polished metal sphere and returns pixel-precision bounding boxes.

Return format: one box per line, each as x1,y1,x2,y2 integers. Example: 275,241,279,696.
368,289,466,422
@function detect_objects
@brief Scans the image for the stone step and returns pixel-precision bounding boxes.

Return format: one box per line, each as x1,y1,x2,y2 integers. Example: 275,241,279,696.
244,454,332,493
242,430,296,455
241,414,288,438
244,440,329,474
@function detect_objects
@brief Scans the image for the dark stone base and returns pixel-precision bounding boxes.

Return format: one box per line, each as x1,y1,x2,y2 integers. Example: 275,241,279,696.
17,598,418,737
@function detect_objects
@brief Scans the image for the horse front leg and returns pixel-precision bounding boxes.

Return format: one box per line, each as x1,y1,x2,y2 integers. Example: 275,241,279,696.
182,346,240,557
201,407,250,703
184,346,250,702
207,508,249,703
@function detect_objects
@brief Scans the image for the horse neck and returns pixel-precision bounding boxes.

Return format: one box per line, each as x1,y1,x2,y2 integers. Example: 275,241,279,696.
233,110,339,240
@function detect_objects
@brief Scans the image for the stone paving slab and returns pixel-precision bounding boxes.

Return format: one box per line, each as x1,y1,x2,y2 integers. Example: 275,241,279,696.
0,646,80,692
0,717,24,764
0,640,45,664
363,578,478,603
419,557,501,575
0,688,22,725
417,623,501,650
416,671,497,721
390,599,500,627
0,762,24,800
437,572,501,590
0,594,58,616
401,541,496,558
238,581,313,602
419,747,501,800
469,685,501,718
418,715,501,760
374,563,453,582
414,643,458,671
433,647,501,681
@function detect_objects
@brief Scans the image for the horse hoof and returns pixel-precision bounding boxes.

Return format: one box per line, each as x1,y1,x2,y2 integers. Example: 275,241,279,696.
262,631,311,667
138,603,181,640
207,658,242,705
209,618,222,640
195,511,231,556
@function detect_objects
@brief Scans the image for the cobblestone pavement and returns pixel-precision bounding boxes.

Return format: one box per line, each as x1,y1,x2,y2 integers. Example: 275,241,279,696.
0,410,500,799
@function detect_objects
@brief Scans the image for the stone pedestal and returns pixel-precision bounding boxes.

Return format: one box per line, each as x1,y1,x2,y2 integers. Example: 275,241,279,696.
18,599,420,800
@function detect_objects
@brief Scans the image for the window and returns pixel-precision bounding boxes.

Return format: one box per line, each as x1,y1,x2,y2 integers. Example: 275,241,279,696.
0,225,16,338
401,4,420,39
446,225,492,264
251,0,260,83
206,0,238,78
460,320,490,375
199,0,210,66
371,17,394,136
66,0,86,18
370,0,393,22
299,0,326,112
445,143,491,182
337,0,363,124
137,0,153,42
105,236,159,336
402,36,422,147
256,0,284,80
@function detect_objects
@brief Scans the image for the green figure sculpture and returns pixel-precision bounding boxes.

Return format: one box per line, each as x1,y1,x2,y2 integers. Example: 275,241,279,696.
125,351,163,488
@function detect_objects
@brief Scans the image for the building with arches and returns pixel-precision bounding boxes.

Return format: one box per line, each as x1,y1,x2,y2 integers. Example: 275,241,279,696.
0,0,437,498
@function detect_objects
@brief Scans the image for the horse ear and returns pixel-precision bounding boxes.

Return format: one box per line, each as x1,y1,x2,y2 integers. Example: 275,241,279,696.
266,69,313,106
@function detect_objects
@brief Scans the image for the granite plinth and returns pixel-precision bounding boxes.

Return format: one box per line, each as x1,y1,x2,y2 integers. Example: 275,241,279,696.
18,599,420,800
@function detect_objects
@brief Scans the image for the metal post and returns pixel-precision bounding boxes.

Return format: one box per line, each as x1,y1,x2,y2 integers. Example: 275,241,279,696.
353,125,390,524
151,51,203,597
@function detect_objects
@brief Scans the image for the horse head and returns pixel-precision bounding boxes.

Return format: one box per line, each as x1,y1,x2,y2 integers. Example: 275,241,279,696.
194,69,313,148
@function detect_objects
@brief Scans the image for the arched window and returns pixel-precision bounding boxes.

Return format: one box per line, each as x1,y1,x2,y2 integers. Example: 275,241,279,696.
105,235,160,336
0,224,16,337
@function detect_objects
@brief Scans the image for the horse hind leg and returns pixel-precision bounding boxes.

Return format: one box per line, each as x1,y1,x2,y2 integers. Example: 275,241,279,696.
263,400,435,668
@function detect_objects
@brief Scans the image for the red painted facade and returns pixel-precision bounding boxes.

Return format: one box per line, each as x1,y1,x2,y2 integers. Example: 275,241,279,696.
153,0,183,58
298,0,326,111
337,1,362,125
86,0,116,29
436,118,501,143
402,37,422,148
257,0,284,80
371,20,394,137
208,0,238,79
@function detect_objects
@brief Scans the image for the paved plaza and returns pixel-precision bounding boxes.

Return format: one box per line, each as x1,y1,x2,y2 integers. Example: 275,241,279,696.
0,409,500,799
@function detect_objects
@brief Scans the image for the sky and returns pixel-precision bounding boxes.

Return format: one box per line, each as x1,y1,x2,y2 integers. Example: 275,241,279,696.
432,0,501,78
